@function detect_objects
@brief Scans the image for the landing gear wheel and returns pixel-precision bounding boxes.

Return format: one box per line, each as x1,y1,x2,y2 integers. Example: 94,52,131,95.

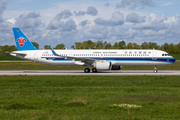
92,68,97,73
153,66,158,73
154,69,158,73
84,68,90,73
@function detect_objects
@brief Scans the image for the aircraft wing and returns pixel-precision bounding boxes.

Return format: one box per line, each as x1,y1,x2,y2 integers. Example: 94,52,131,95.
49,46,96,65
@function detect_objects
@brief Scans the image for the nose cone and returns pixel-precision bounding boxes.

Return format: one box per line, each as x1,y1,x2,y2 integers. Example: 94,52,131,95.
171,57,176,63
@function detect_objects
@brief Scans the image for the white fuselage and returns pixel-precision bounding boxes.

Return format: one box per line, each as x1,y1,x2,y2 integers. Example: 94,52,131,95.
11,49,176,66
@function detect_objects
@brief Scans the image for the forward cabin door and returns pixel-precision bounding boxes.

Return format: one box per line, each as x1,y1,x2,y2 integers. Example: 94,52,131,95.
34,51,39,62
152,51,157,60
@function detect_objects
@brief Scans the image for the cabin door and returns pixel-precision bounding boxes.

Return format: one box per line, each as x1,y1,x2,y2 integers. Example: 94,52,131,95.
69,52,73,56
34,51,39,62
152,51,157,60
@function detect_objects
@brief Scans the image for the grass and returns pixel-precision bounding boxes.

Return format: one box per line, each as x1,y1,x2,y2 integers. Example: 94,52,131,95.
0,76,180,119
66,98,87,106
0,55,25,60
171,54,180,60
0,61,180,70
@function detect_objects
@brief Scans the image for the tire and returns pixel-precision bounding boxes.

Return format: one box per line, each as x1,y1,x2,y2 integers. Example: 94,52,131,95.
154,69,158,73
84,68,90,73
92,68,97,73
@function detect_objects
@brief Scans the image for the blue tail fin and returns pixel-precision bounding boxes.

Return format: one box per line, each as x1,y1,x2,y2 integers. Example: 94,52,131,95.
13,28,39,51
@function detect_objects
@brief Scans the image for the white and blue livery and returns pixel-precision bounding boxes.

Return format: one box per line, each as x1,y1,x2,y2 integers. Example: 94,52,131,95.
10,28,176,73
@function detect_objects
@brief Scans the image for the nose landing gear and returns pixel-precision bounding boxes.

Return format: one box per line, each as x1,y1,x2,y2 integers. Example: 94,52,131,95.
153,66,158,73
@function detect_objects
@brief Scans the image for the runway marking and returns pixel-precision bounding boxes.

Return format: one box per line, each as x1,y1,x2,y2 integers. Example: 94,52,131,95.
0,70,180,76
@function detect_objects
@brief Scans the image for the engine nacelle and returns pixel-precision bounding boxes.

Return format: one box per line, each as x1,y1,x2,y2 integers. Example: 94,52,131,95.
93,61,111,70
111,65,122,70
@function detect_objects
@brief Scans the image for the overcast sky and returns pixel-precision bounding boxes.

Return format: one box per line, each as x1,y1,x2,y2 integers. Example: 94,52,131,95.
0,0,180,48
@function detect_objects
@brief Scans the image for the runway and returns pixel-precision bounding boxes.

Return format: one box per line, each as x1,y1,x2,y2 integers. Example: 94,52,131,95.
0,70,180,76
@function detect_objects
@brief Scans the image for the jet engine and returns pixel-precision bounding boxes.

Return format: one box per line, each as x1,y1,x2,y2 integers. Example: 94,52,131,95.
93,61,111,70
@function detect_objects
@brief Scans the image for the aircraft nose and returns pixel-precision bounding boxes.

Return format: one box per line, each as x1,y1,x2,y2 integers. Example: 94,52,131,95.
172,57,176,63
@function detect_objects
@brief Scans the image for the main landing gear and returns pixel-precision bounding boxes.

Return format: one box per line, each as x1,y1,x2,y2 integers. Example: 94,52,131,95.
153,66,158,73
84,68,98,73
92,68,98,73
84,68,90,73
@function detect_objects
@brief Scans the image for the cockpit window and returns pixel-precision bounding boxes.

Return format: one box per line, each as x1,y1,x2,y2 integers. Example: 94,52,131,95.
162,54,170,56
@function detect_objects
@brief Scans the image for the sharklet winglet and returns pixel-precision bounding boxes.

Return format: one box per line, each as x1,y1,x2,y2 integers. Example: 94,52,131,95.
49,45,59,56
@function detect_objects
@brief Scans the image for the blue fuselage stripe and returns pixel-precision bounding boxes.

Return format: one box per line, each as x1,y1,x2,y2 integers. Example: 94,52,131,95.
41,57,175,63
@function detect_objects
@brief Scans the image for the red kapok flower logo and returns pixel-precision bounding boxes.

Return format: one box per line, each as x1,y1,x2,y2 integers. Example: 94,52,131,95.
17,37,27,47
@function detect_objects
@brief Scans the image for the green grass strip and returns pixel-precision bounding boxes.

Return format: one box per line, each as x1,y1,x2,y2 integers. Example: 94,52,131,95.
0,62,180,70
0,76,180,119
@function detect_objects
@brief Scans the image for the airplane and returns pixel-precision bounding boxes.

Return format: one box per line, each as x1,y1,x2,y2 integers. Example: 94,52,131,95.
10,28,176,73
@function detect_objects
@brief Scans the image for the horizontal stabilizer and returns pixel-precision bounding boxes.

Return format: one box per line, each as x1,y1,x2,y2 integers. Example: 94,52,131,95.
11,51,27,55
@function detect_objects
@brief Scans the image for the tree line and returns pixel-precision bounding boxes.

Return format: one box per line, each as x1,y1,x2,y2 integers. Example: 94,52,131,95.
70,40,180,54
1,40,180,55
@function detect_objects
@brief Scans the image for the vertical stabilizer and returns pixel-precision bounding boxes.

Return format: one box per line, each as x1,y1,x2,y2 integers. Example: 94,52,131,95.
13,28,39,51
